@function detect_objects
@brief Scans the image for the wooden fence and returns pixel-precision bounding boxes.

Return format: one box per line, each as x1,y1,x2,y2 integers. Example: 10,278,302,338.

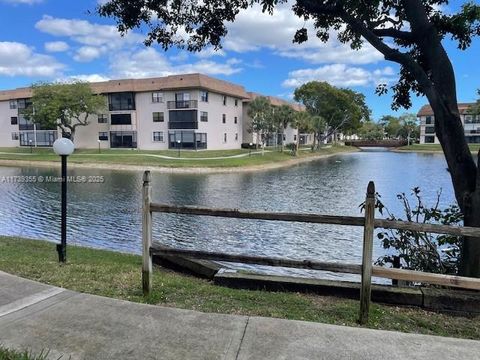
141,171,480,324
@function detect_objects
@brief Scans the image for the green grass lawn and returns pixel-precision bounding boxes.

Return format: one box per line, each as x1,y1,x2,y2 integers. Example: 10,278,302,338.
0,236,479,340
398,144,480,152
0,347,48,360
0,146,356,168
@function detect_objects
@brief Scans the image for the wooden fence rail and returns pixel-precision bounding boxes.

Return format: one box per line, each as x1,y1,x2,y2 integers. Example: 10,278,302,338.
141,171,480,324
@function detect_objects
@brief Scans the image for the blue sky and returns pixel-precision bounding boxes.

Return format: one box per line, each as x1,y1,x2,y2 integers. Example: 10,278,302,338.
0,0,478,120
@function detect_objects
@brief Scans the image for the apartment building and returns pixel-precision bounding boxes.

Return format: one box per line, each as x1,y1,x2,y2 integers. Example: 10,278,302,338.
0,74,263,151
418,103,480,144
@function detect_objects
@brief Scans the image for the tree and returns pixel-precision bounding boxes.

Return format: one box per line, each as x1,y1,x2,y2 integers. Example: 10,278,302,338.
398,113,420,145
98,1,480,276
380,115,402,139
273,104,296,152
359,121,385,141
291,111,314,156
309,115,327,150
247,96,272,150
294,82,368,148
25,82,106,143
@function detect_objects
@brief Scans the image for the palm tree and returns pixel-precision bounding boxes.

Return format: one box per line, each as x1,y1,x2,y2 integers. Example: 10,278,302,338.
291,111,313,156
274,105,296,152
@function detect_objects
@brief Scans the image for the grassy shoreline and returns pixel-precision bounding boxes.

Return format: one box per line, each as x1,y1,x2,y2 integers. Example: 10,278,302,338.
397,144,480,153
0,145,357,173
0,236,479,340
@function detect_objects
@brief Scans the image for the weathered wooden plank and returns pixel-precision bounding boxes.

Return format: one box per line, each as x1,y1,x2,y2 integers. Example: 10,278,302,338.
150,203,365,227
359,181,375,325
150,247,362,274
142,171,153,297
372,266,480,291
374,219,480,238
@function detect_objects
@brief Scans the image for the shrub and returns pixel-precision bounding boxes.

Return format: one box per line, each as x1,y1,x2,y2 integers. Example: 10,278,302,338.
362,187,463,275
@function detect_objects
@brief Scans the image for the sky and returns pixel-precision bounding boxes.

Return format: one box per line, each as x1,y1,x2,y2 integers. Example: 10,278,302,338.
0,0,478,120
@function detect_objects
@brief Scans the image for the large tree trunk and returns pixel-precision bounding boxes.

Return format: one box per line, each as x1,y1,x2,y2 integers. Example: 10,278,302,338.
398,0,480,277
431,103,480,277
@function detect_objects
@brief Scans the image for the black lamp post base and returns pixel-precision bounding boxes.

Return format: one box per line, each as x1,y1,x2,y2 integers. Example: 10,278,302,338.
56,243,66,263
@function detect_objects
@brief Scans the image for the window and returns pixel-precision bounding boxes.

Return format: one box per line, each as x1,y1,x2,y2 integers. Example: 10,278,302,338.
223,133,227,143
294,135,297,141
98,114,108,124
110,131,137,148
9,100,17,109
152,92,163,103
235,99,238,106
425,127,435,134
222,114,226,124
235,133,238,141
98,132,108,141
111,113,132,125
234,116,238,124
153,112,164,122
17,99,31,110
425,116,434,125
200,111,208,122
10,117,18,125
153,131,164,142
222,95,227,106
11,132,19,140
201,91,209,102
424,136,435,143
108,92,135,111
465,115,473,124
169,110,198,129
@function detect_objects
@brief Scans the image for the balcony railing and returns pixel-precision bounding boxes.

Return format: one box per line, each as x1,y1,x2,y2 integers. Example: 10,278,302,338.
167,100,198,109
168,121,198,130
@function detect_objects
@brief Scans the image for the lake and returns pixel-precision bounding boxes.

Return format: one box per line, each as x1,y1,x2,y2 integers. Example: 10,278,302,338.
0,150,454,279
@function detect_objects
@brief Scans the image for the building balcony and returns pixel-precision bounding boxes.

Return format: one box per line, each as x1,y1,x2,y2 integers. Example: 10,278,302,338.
168,121,198,130
167,100,198,109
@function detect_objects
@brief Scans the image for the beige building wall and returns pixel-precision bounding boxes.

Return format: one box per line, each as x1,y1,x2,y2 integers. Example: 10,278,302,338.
197,91,243,150
0,100,20,148
136,91,169,150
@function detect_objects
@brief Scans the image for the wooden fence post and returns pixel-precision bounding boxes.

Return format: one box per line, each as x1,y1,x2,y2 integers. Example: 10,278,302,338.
359,181,375,325
142,171,152,296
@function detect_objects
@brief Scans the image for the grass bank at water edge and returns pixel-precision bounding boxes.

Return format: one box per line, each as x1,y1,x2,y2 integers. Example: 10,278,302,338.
0,237,479,340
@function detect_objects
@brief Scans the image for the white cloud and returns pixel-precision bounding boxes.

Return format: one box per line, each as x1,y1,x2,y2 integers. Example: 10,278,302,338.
110,48,242,78
35,16,143,62
0,41,64,77
282,64,396,88
68,74,111,83
223,2,383,65
194,47,226,59
73,46,102,62
44,41,69,53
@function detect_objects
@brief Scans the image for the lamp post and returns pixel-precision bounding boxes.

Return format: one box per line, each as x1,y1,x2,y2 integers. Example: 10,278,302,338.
29,139,33,153
53,138,75,263
98,139,101,154
249,142,253,157
177,140,181,157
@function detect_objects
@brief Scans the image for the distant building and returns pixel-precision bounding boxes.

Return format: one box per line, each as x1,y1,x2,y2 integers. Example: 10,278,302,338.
418,103,480,144
0,73,306,151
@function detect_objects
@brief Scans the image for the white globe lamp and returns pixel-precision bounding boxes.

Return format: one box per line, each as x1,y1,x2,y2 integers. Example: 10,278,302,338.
53,138,75,156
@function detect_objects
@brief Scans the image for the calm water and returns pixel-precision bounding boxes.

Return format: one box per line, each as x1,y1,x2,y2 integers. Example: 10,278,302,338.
0,150,454,279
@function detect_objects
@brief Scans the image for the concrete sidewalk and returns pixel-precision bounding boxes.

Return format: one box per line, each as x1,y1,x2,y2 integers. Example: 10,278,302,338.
0,271,479,360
